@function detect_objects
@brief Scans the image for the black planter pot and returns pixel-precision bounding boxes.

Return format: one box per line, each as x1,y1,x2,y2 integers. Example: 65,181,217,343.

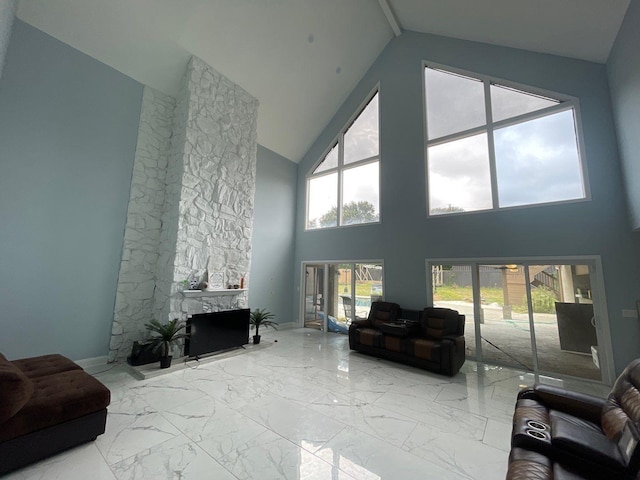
160,355,173,369
253,335,261,345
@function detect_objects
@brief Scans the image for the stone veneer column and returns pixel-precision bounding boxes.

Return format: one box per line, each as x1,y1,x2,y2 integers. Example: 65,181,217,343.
109,57,259,361
165,57,259,320
108,87,175,361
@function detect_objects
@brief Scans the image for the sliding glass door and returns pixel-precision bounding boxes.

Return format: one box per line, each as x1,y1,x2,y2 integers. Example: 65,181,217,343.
429,259,609,382
302,261,384,335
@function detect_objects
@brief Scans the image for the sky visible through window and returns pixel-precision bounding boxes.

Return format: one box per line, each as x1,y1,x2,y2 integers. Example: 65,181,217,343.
425,66,584,214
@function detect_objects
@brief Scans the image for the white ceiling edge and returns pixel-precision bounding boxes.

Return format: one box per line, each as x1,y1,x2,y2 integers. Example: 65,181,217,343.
390,0,631,64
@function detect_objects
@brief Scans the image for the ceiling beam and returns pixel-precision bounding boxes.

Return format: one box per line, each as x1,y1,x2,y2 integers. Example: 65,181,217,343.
377,0,402,37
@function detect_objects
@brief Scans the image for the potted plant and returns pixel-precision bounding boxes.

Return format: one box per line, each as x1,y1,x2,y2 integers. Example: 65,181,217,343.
144,318,188,368
250,308,278,344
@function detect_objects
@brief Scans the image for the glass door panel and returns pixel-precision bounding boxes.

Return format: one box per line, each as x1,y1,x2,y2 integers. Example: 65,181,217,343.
529,264,601,381
478,264,534,370
304,265,325,330
432,264,477,359
355,263,383,322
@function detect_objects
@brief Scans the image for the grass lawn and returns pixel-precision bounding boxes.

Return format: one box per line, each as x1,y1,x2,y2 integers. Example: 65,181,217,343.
434,285,504,305
339,282,381,297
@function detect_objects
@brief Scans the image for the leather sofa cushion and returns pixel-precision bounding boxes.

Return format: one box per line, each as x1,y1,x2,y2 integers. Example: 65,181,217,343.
0,354,34,425
371,310,392,329
550,417,624,472
411,338,440,361
382,335,405,353
422,308,461,339
12,354,83,379
357,328,382,347
0,369,111,442
602,358,640,440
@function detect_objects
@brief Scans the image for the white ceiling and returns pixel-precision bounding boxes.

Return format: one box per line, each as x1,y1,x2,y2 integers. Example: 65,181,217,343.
16,0,630,163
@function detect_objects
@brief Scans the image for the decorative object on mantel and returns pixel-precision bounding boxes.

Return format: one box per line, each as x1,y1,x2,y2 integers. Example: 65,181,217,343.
144,318,189,368
249,308,278,345
209,271,224,290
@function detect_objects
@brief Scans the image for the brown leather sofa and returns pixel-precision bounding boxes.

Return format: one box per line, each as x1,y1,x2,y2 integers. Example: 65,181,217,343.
508,358,640,480
348,302,466,376
0,352,111,475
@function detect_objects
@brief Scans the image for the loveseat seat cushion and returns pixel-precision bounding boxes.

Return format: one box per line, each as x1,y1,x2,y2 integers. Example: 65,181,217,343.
0,354,34,425
0,369,111,443
12,353,83,379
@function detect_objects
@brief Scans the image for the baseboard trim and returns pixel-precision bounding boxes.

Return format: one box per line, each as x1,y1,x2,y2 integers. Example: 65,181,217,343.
75,355,108,369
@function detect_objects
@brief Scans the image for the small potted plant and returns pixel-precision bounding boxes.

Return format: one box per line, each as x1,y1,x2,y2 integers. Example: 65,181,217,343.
250,308,278,344
144,318,188,368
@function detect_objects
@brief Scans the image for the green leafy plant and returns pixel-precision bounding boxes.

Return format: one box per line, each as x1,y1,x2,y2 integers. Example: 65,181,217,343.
250,308,278,337
144,318,188,357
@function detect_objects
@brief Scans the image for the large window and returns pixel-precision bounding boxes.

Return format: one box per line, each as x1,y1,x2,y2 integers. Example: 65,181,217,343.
306,90,380,229
424,65,587,215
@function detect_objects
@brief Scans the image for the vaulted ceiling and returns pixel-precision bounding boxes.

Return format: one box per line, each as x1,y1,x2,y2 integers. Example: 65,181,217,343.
16,0,630,162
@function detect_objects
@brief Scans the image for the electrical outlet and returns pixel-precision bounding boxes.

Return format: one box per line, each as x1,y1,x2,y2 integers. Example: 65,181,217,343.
622,309,639,319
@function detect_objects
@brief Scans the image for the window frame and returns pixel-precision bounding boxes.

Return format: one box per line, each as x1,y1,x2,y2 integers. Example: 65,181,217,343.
422,61,591,217
305,85,382,230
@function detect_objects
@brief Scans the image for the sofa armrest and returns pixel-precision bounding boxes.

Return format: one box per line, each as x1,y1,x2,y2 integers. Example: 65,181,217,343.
351,319,371,329
439,335,465,376
518,384,606,425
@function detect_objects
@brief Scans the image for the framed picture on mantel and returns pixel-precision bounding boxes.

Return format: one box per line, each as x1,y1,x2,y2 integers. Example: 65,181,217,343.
209,271,224,290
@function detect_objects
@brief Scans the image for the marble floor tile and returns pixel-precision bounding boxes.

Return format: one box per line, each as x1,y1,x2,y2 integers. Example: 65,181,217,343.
3,443,116,480
111,435,235,480
7,327,612,479
316,426,466,480
96,411,181,465
402,423,507,480
218,429,357,480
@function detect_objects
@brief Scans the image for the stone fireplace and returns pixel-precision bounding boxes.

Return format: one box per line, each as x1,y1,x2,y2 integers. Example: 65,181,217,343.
108,56,259,362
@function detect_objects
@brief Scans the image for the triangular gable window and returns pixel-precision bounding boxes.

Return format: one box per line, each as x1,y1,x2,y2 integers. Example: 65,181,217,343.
490,84,558,122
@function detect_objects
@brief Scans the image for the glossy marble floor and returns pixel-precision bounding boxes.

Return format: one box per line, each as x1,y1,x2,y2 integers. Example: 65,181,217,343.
5,328,610,480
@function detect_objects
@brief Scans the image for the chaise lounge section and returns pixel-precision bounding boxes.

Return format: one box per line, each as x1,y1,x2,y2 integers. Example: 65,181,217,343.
348,301,465,376
0,352,111,475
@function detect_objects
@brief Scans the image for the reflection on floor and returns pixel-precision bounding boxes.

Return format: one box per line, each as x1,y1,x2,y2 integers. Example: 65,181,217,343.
439,301,601,381
5,328,610,480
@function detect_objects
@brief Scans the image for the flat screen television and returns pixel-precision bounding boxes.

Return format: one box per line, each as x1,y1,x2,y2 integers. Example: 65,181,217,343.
185,308,250,359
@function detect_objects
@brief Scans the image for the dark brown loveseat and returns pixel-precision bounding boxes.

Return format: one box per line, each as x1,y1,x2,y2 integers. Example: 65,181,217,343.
348,302,466,376
507,358,640,480
0,352,111,475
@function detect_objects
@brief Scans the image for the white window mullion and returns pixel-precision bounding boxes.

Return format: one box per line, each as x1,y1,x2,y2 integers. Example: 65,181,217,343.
337,132,345,226
484,80,500,210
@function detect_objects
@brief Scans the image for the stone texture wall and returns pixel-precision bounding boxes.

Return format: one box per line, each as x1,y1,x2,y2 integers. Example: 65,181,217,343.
109,57,259,361
168,57,259,320
109,87,175,361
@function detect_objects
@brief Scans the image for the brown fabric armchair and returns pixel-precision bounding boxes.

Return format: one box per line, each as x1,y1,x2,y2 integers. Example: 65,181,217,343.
348,303,465,376
508,359,640,480
0,352,110,475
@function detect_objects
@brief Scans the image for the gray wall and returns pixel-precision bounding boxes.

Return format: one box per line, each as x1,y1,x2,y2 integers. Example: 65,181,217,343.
608,0,640,230
249,145,297,326
294,30,640,375
0,0,16,81
0,21,143,360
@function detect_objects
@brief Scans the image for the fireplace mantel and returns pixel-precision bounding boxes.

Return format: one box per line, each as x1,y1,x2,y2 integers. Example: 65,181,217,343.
182,289,247,298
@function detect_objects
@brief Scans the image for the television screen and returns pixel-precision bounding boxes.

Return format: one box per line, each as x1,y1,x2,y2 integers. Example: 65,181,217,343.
185,308,250,358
